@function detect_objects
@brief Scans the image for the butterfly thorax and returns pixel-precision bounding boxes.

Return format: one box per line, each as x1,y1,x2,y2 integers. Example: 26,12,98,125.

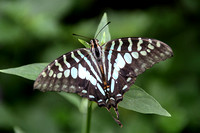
90,39,115,108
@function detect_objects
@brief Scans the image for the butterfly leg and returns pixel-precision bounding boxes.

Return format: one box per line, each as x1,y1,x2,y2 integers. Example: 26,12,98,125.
106,105,123,127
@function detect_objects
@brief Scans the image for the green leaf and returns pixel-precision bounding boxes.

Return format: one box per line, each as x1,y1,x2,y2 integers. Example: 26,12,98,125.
95,12,111,45
0,63,48,80
78,38,90,48
119,85,171,117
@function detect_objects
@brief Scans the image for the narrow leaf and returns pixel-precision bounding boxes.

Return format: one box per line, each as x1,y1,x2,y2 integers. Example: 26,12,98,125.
78,38,90,48
119,85,171,117
95,12,111,45
0,63,48,80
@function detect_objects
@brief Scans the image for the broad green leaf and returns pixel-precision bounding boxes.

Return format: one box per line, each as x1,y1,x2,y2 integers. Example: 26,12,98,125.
95,12,111,45
78,38,90,48
119,85,171,117
0,63,48,80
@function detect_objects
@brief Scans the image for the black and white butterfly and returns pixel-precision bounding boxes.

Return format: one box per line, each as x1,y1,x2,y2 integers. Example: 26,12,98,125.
34,26,173,127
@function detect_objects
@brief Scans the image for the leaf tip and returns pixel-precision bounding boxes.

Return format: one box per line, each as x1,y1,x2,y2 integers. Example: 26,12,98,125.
165,111,172,117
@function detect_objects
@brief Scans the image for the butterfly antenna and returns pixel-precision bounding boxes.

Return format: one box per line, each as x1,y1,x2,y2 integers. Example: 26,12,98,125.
95,21,111,39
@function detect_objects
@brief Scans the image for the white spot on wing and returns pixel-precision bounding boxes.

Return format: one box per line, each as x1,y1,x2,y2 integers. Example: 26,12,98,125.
89,95,95,99
71,52,80,63
107,50,113,81
54,84,60,89
82,90,87,93
116,53,126,68
64,69,70,78
137,37,143,51
49,83,53,88
131,52,139,59
117,39,123,51
141,63,147,69
63,55,71,68
49,70,54,77
160,53,165,57
148,39,152,43
140,51,147,56
124,53,132,64
135,68,139,73
122,85,128,90
110,97,115,101
77,50,84,58
48,66,51,70
148,44,154,50
62,85,67,90
156,41,161,47
112,68,119,80
110,41,115,50
78,64,87,79
57,72,62,79
116,94,122,97
55,60,63,71
71,67,77,79
127,77,132,82
42,83,47,88
41,72,46,77
128,38,133,51
111,79,115,93
98,99,103,103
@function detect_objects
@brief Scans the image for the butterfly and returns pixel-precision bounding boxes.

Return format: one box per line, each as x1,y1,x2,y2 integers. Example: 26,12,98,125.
34,23,173,127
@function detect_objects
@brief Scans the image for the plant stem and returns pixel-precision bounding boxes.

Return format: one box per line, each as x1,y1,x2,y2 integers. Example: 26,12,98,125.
85,101,92,133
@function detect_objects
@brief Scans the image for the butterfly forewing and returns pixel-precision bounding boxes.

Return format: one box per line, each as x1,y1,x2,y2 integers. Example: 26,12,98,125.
34,48,107,103
102,37,173,102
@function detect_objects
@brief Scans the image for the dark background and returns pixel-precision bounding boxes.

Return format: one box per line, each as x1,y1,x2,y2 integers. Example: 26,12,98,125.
0,0,200,133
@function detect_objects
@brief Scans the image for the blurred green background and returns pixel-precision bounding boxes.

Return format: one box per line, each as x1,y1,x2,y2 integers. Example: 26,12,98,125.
0,0,200,133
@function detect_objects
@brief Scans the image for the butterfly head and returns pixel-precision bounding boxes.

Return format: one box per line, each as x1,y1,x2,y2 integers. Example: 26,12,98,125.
90,39,102,60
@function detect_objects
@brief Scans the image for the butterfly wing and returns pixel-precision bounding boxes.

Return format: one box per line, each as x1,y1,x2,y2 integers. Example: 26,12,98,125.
34,48,106,103
102,37,173,103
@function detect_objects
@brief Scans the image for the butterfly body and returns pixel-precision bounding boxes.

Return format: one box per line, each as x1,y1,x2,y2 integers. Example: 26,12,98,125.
34,37,173,126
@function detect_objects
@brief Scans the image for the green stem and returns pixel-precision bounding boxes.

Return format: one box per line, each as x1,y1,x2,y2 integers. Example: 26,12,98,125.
85,101,92,133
